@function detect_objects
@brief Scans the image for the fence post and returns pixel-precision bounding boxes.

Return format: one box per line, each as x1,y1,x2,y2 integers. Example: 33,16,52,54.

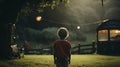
78,44,80,54
50,46,53,55
92,41,96,53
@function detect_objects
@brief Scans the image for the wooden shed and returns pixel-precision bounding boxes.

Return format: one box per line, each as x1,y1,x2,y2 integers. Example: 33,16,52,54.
97,19,120,55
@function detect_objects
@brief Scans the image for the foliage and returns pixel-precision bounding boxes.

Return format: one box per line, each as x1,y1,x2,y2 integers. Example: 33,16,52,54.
23,27,87,46
24,27,58,45
19,0,70,16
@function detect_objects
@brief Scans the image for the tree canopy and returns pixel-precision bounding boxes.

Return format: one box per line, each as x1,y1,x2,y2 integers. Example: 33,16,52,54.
20,0,70,15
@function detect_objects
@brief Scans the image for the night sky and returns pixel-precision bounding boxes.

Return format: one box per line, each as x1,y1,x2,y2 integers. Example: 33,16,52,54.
14,0,120,47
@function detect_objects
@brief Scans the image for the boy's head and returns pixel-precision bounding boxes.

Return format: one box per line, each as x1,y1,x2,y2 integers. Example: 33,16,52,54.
57,27,69,40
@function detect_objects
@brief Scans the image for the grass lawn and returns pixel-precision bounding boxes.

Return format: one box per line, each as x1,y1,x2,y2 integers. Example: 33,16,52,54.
0,54,120,67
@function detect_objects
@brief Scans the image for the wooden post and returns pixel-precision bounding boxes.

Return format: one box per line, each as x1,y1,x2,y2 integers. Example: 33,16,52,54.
78,44,80,54
50,46,53,55
92,41,96,53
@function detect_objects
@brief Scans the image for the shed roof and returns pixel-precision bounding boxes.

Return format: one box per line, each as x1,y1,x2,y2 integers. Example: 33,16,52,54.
97,19,120,30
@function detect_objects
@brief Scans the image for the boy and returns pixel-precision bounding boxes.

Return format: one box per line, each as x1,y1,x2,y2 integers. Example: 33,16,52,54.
53,27,71,67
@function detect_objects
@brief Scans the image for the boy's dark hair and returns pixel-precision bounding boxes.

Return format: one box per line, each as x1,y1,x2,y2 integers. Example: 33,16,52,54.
57,27,69,39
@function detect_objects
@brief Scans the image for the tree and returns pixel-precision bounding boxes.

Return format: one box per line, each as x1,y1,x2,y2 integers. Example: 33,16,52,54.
0,0,69,59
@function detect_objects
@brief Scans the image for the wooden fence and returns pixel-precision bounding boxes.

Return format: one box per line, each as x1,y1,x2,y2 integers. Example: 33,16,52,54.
24,42,96,54
24,47,53,55
71,42,96,54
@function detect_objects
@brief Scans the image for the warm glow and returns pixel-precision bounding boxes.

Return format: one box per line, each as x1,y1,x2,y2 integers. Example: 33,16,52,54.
110,30,120,41
115,30,120,33
98,30,108,34
36,16,42,22
98,30,108,41
110,30,120,34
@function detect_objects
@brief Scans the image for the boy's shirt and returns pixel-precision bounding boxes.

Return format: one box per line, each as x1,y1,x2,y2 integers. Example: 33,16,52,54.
54,40,71,58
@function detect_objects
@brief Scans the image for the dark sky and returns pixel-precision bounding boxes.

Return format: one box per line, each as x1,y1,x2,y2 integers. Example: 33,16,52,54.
43,0,120,30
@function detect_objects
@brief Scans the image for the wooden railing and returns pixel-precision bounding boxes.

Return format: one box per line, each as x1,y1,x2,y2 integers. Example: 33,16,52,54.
71,42,96,54
24,42,96,54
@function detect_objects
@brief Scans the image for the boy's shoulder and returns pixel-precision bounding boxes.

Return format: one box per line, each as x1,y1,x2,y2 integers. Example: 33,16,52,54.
55,40,69,42
54,40,70,44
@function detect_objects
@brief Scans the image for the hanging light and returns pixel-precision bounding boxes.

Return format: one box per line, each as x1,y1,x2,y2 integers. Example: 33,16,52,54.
36,16,42,22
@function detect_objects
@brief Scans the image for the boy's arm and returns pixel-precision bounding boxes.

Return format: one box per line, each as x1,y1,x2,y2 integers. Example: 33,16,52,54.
53,45,57,64
68,43,71,64
68,50,71,64
54,52,57,64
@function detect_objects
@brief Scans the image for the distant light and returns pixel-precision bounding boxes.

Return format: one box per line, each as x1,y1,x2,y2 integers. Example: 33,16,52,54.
77,26,80,29
36,16,42,22
115,30,120,33
13,36,16,39
13,24,15,26
102,19,109,23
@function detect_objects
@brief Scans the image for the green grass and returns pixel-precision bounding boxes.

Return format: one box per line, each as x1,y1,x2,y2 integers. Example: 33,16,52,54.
0,54,120,67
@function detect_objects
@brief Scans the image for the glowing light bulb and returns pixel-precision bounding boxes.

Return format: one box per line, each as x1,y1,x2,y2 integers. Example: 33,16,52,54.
77,26,80,29
115,30,120,33
36,16,42,22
